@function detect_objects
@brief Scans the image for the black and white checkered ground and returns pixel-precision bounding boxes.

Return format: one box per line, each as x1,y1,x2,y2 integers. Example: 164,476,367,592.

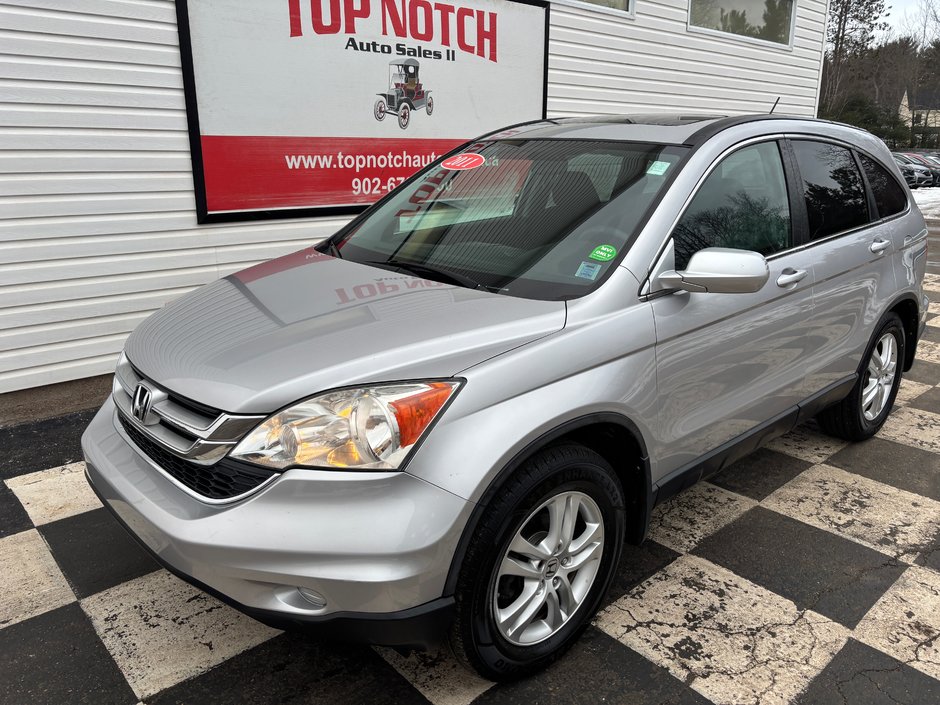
3,278,940,705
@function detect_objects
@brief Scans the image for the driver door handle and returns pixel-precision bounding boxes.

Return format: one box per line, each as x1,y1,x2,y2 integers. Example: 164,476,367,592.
776,268,807,287
870,238,891,254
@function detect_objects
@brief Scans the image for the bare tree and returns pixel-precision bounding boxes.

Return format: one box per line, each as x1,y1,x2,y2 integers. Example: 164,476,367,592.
823,0,891,112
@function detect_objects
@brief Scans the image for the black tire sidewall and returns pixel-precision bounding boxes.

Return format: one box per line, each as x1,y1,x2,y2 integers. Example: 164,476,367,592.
454,446,625,680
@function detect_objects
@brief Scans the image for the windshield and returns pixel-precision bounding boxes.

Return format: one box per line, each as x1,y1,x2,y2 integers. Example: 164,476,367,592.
328,139,688,300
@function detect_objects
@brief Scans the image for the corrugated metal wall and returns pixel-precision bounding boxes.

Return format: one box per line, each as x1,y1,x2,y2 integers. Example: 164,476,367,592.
0,0,826,394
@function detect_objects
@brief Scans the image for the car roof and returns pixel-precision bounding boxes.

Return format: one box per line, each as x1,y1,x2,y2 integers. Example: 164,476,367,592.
483,113,862,147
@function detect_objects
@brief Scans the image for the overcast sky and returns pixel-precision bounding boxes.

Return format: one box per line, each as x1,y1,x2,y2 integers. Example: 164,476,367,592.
883,0,929,34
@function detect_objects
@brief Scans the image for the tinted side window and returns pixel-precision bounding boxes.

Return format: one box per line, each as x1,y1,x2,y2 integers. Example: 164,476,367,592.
673,141,791,270
859,154,907,218
791,140,869,240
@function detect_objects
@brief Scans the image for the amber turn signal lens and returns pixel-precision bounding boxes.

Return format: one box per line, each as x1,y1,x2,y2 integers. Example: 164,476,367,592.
390,382,455,447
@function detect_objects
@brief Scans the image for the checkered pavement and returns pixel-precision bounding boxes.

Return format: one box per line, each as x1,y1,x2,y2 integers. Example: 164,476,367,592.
2,277,940,705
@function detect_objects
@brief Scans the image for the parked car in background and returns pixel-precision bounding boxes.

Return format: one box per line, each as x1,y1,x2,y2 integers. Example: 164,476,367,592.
920,154,940,170
895,161,920,188
83,114,929,681
897,152,940,185
894,153,934,187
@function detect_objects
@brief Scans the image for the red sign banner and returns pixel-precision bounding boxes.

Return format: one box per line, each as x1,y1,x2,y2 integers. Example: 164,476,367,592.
201,136,465,212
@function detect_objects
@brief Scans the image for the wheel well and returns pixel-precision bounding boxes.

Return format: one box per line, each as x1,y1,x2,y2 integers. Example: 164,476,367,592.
560,423,650,545
890,297,920,372
442,417,652,596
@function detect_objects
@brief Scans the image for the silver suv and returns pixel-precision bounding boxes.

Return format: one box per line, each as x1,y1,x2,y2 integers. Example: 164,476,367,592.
82,114,930,680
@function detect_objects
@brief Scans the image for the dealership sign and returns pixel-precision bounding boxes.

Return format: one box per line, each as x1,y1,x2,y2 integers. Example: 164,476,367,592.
177,0,548,222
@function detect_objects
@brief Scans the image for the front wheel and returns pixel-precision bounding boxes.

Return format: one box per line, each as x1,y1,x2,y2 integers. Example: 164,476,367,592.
817,312,905,441
374,99,387,122
397,104,410,129
449,443,625,681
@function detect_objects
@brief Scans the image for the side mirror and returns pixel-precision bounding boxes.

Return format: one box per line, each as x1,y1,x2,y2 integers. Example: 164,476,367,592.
658,247,769,294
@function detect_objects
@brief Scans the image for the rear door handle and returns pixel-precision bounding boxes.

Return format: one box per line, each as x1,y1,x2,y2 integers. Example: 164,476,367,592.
870,238,891,253
776,268,807,287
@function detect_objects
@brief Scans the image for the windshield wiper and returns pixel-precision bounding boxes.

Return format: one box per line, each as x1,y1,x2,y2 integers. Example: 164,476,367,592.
366,259,489,291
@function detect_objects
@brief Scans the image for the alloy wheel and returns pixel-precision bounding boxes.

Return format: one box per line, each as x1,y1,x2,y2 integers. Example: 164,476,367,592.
492,490,604,646
862,332,898,421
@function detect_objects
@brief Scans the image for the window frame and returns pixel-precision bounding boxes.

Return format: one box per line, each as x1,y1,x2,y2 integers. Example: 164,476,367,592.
549,0,635,20
642,134,808,298
670,138,795,269
642,133,914,300
665,136,797,260
783,137,911,248
685,0,797,51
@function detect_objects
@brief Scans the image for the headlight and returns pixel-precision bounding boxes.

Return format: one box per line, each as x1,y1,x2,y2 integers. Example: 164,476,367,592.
228,381,461,470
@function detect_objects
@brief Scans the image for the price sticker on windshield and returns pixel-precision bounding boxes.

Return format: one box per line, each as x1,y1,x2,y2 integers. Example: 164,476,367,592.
442,153,486,170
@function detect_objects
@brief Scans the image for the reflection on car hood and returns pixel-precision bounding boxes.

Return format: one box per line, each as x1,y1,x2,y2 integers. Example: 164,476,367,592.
124,248,566,413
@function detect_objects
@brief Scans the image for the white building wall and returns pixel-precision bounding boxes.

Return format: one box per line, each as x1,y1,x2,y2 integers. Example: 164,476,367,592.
0,0,827,394
548,0,827,117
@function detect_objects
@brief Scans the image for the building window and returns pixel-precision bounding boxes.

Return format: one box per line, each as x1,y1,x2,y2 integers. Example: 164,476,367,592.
553,0,633,15
578,0,631,10
689,0,794,45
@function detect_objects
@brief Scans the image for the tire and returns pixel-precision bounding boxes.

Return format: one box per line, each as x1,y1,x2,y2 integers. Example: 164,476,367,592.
374,99,387,122
817,312,905,441
426,96,434,115
398,104,410,129
449,443,625,681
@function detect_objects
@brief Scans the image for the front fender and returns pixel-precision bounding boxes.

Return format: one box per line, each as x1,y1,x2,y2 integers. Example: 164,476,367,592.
403,300,659,502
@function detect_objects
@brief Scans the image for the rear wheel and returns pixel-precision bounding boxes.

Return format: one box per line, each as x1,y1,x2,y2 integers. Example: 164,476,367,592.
398,104,410,129
449,443,625,681
817,312,905,441
426,96,434,115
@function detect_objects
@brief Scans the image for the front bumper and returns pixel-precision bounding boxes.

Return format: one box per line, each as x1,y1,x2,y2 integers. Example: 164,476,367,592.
81,399,473,647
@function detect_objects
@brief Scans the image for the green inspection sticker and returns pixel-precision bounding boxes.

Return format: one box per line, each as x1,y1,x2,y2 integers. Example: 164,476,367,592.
589,244,617,262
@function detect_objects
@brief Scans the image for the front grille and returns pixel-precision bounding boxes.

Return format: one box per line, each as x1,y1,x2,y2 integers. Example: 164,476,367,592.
119,415,277,501
129,361,222,419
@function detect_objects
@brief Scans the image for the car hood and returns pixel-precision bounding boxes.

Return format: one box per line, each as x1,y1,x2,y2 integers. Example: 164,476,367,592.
124,248,566,413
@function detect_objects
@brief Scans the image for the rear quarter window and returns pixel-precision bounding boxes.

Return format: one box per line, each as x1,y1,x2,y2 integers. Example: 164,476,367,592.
859,154,907,219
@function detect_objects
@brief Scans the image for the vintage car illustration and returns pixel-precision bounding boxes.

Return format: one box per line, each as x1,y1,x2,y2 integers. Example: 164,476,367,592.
374,58,433,130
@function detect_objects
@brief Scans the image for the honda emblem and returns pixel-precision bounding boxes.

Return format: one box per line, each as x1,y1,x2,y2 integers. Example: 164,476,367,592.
132,383,156,425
